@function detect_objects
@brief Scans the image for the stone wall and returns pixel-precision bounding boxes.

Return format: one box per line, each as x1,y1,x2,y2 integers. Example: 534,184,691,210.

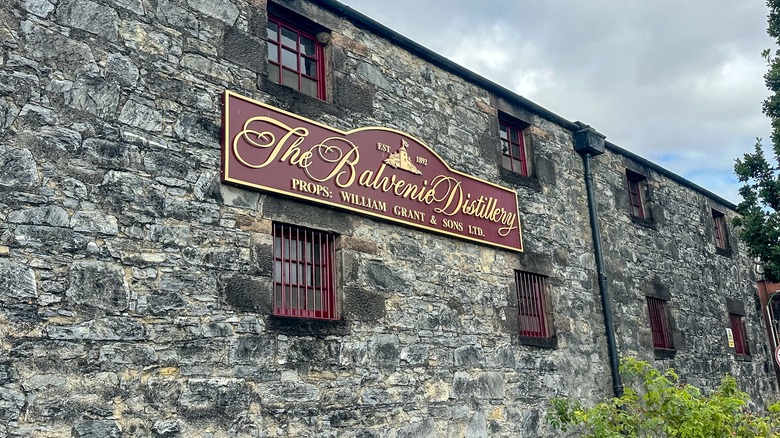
0,0,775,436
594,150,776,398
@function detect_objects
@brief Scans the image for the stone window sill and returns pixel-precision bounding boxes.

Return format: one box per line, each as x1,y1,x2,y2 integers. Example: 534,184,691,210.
734,353,752,362
499,167,541,192
630,214,657,230
266,314,349,337
715,246,732,258
518,335,558,349
653,347,677,360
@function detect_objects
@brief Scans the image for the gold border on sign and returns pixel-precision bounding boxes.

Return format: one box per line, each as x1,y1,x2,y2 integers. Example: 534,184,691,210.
222,90,524,253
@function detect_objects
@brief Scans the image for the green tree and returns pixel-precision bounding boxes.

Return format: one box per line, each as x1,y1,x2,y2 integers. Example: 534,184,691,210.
734,0,780,281
547,357,780,437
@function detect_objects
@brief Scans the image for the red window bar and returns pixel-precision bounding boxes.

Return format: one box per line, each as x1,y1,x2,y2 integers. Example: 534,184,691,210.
515,271,551,338
713,212,727,249
730,314,749,355
267,16,326,99
627,176,645,218
647,297,673,349
500,121,528,176
273,223,337,320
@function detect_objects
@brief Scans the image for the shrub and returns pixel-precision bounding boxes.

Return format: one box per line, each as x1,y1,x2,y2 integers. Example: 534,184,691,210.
548,357,780,437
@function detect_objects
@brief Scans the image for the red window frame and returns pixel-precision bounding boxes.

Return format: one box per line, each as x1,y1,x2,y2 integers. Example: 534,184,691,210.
647,297,673,349
729,313,750,355
500,121,528,176
627,172,645,219
273,223,337,320
267,15,326,100
713,211,727,249
515,271,552,338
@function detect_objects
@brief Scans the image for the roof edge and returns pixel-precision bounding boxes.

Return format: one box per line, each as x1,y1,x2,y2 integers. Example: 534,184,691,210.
605,142,737,210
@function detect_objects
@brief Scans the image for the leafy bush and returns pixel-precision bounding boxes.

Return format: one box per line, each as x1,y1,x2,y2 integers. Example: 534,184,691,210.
548,357,780,437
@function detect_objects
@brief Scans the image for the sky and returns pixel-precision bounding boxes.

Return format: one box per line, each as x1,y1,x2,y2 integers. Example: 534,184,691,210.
338,0,774,204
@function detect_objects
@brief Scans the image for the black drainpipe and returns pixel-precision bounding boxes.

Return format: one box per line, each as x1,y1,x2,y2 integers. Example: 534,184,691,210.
573,122,624,398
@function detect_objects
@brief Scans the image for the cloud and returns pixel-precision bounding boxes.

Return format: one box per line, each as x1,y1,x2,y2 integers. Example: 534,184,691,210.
340,0,774,203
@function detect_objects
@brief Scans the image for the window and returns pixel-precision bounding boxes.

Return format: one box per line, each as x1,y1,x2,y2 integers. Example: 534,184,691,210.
647,297,673,350
267,15,326,99
500,120,528,176
273,223,337,319
515,271,552,338
712,210,728,250
626,171,646,219
729,313,750,356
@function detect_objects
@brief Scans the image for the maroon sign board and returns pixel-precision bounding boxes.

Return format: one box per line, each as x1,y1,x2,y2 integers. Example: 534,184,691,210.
221,90,523,252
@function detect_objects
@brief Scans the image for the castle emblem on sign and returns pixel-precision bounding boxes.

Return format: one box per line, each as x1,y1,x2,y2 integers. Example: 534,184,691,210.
383,139,422,175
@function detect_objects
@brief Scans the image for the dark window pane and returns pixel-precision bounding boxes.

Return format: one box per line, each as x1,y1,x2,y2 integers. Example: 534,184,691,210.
282,68,298,88
510,128,519,143
305,241,312,261
267,21,278,40
268,42,279,63
268,64,280,83
314,289,322,310
290,285,298,308
511,144,521,158
307,288,315,311
314,266,321,287
302,57,318,78
301,77,317,97
281,26,297,48
502,155,511,169
499,125,508,139
282,48,297,69
301,36,316,56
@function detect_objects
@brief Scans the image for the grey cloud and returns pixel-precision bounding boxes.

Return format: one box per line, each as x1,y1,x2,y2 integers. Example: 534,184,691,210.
341,0,772,203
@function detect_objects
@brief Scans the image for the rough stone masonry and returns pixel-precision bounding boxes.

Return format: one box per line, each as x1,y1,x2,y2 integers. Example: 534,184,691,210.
0,0,777,436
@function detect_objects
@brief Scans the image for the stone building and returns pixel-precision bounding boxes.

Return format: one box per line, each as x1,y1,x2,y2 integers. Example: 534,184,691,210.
0,0,777,436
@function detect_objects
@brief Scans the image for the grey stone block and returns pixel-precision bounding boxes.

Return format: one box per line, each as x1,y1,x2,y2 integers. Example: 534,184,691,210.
72,419,121,438
65,77,121,119
0,259,37,300
118,98,163,132
0,146,39,190
178,378,255,419
56,0,119,41
46,317,145,340
70,211,119,235
222,275,272,312
8,205,68,227
186,0,238,24
66,261,129,313
106,53,140,88
222,26,264,72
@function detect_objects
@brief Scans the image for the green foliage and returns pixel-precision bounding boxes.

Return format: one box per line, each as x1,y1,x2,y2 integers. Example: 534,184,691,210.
734,0,780,281
548,357,780,437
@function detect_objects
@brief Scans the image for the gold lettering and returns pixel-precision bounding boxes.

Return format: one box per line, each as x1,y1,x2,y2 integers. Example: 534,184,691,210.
431,176,463,216
498,212,518,236
280,136,313,168
358,168,375,187
340,191,387,212
305,137,360,188
232,116,308,169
